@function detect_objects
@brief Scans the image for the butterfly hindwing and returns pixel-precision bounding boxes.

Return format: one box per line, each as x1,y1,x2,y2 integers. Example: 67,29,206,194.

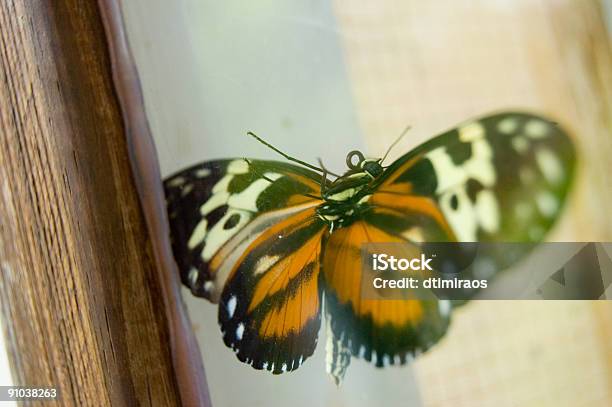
164,159,322,301
219,207,327,373
323,220,451,379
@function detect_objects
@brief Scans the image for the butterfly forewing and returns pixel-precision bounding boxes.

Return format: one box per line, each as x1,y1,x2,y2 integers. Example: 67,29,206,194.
374,112,575,244
164,159,322,301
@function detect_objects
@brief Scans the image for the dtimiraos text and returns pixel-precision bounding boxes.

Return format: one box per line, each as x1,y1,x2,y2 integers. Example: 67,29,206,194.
370,253,487,289
372,277,487,289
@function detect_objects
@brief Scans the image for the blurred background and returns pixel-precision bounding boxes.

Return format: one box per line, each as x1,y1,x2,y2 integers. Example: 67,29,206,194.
112,1,612,405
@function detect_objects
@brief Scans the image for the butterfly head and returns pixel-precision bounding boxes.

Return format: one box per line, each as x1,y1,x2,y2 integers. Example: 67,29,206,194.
346,150,384,179
361,159,384,178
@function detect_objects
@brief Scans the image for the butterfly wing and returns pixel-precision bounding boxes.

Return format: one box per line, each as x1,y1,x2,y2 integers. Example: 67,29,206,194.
323,112,575,380
372,111,575,243
164,159,322,302
218,206,327,373
323,220,451,382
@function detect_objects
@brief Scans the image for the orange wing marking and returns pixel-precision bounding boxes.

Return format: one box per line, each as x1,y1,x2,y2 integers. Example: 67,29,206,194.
324,221,424,327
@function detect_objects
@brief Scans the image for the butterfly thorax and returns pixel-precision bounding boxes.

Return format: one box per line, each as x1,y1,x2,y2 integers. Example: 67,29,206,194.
316,154,384,231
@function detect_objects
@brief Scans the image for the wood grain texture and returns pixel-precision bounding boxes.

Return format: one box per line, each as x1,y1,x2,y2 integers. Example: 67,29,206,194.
98,0,211,405
0,1,181,405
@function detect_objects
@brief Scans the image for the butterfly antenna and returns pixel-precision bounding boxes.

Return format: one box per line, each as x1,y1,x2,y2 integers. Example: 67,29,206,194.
247,131,326,174
381,125,411,164
317,158,340,178
317,158,340,196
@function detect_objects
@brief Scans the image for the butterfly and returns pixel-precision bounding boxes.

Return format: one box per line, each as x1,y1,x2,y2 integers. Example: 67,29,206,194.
163,112,575,383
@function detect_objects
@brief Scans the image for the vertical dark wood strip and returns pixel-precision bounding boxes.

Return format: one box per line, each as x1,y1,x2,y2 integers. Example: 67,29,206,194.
97,0,212,406
0,1,182,405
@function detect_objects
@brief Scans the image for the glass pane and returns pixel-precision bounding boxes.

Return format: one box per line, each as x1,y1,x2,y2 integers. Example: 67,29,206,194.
121,1,612,406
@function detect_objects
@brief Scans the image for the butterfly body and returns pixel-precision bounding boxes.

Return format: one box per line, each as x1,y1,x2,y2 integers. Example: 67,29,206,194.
164,112,576,383
317,152,392,232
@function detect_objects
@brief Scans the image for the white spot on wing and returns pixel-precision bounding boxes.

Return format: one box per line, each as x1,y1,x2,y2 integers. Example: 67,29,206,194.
200,190,229,216
228,159,249,174
536,192,559,217
458,122,485,142
427,138,495,193
428,137,498,241
181,184,194,196
511,136,529,154
438,299,451,317
254,255,281,275
227,296,237,318
195,168,211,178
227,173,282,212
525,120,549,138
402,227,425,243
236,323,245,340
188,268,198,287
188,219,208,249
470,139,496,186
167,176,185,187
475,190,500,234
536,148,564,185
204,281,214,293
281,363,287,372
195,166,284,262
440,186,477,241
202,209,251,261
497,117,518,134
